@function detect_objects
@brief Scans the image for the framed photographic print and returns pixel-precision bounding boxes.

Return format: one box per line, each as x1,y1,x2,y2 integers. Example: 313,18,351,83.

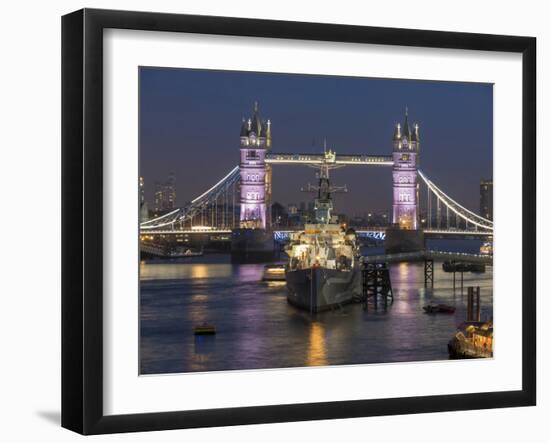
62,8,536,434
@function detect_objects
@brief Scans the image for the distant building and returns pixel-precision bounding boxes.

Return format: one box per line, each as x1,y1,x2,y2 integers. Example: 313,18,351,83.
139,176,149,221
350,211,390,227
154,173,176,212
271,202,288,227
139,176,145,205
287,203,298,215
480,179,493,221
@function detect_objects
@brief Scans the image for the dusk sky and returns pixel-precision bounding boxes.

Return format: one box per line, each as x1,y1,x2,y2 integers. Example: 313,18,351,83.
139,67,492,216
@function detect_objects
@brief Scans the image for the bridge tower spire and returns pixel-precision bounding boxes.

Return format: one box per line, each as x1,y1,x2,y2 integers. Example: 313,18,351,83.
391,109,420,230
238,102,270,229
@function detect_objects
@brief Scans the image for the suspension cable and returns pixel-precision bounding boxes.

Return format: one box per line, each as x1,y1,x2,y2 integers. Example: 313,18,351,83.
418,170,493,230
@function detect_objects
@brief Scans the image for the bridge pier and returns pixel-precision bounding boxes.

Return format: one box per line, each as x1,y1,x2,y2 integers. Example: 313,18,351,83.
230,228,275,263
384,227,425,254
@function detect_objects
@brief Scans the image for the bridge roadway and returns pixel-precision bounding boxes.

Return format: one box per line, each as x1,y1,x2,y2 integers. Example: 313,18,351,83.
140,229,492,264
141,227,493,239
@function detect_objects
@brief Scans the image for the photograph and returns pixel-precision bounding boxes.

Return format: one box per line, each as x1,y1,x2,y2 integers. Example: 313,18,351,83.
138,67,494,375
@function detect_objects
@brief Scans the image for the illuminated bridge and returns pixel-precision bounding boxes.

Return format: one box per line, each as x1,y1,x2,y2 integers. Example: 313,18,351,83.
140,162,493,237
140,106,493,246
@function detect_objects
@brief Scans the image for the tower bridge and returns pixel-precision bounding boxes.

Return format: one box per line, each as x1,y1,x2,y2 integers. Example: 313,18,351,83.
142,228,493,241
140,104,493,260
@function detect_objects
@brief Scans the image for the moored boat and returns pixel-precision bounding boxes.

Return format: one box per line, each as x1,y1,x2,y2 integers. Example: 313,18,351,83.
423,303,456,314
448,321,493,358
442,261,485,273
193,323,216,335
169,247,204,258
479,241,493,256
262,263,286,281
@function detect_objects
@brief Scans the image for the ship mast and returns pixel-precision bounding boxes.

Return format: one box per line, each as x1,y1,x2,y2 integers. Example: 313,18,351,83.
302,146,347,224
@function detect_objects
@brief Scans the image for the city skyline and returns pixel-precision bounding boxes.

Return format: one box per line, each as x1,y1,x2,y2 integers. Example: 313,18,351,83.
139,67,493,216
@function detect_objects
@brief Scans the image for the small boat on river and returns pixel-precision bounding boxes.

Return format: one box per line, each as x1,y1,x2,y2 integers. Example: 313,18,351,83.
262,264,286,281
479,242,493,256
193,323,216,335
168,247,204,258
448,321,493,358
442,261,485,273
423,303,456,314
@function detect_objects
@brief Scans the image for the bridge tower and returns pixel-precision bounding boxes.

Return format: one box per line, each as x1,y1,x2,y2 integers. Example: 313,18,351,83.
238,102,271,229
385,109,425,253
232,102,274,262
392,109,419,229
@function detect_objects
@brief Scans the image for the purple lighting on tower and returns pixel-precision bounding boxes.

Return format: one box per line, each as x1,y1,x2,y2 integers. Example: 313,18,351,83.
392,109,420,230
239,102,272,229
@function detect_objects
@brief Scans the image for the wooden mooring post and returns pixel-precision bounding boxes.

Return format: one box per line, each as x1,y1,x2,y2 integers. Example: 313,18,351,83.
452,270,465,293
362,262,393,311
424,258,434,288
467,286,481,322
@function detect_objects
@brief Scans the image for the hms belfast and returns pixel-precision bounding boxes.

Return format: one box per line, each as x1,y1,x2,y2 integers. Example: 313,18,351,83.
231,103,275,263
285,149,362,312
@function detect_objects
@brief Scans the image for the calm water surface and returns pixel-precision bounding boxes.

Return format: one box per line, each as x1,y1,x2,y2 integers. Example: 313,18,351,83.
140,239,492,374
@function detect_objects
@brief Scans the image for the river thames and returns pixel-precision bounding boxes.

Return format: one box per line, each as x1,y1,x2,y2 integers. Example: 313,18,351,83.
139,239,493,375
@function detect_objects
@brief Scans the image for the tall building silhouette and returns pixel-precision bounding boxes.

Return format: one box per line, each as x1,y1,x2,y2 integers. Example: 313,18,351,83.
139,176,149,221
154,172,176,212
480,179,493,220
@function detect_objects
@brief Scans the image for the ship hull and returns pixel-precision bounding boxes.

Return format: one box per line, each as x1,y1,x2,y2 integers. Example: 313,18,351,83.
286,267,361,313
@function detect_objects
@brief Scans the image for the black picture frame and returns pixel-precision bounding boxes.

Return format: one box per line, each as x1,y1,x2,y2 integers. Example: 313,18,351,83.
62,8,536,435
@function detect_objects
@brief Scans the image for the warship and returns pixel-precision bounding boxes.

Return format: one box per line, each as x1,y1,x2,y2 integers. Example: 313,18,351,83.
285,149,362,312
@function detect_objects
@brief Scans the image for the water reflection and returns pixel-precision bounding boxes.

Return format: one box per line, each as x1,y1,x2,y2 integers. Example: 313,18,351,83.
194,334,216,356
264,281,286,288
390,263,421,315
140,255,232,281
191,264,210,279
140,249,493,374
236,264,264,282
306,322,327,366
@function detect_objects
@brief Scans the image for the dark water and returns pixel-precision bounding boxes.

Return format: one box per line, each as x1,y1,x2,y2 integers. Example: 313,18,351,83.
140,239,492,374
